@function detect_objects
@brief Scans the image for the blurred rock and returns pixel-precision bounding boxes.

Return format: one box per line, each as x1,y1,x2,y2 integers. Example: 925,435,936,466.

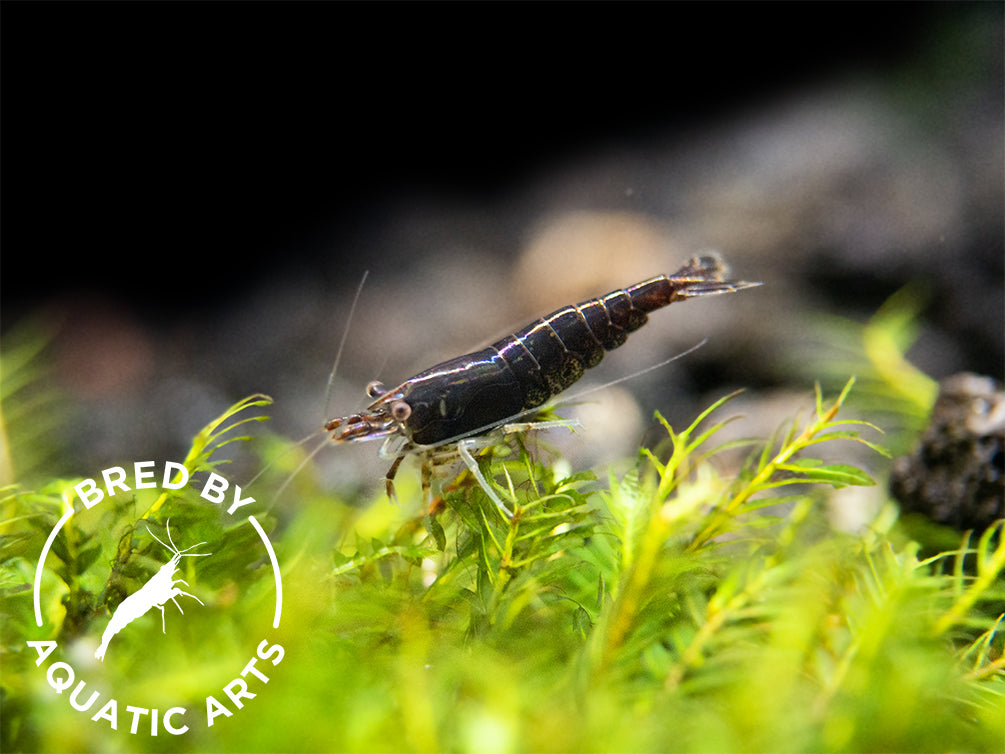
891,373,1004,531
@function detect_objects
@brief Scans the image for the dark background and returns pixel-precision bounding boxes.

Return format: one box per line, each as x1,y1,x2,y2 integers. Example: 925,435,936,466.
2,2,1002,487
2,2,974,321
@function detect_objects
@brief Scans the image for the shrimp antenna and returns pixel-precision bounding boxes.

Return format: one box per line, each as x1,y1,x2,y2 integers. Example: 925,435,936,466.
323,269,370,420
145,519,209,557
243,425,328,491
146,523,174,555
165,518,178,553
272,435,332,502
245,272,369,497
554,337,709,405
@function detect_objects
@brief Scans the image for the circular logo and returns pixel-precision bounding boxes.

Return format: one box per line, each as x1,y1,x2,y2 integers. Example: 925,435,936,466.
27,461,284,738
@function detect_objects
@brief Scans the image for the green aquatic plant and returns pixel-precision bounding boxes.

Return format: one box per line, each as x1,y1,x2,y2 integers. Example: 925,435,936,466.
1,363,1002,752
798,283,940,454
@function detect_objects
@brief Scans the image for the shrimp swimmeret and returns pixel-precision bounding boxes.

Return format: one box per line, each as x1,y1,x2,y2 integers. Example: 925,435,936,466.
95,521,210,661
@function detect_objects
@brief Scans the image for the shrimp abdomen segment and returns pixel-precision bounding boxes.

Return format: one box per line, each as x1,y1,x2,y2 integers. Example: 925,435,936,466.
400,255,755,447
492,255,749,411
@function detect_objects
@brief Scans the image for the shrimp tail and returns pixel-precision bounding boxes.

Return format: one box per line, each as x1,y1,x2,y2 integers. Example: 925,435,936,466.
665,253,762,299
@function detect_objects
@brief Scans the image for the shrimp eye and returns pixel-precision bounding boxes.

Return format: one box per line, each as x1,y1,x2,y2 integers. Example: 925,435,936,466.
366,380,386,398
390,400,411,423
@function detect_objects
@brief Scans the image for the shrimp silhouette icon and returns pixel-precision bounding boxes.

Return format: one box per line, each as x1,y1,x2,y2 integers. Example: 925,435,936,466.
95,520,211,662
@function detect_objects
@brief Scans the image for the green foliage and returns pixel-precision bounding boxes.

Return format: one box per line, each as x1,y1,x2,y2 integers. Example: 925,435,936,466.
0,319,65,485
2,365,1003,751
1,395,277,752
796,283,940,455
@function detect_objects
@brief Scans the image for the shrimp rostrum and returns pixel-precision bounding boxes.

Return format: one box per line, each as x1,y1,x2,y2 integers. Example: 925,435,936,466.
326,254,760,519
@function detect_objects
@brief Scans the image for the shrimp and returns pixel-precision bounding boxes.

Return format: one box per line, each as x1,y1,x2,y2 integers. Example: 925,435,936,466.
325,254,760,518
94,520,210,661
